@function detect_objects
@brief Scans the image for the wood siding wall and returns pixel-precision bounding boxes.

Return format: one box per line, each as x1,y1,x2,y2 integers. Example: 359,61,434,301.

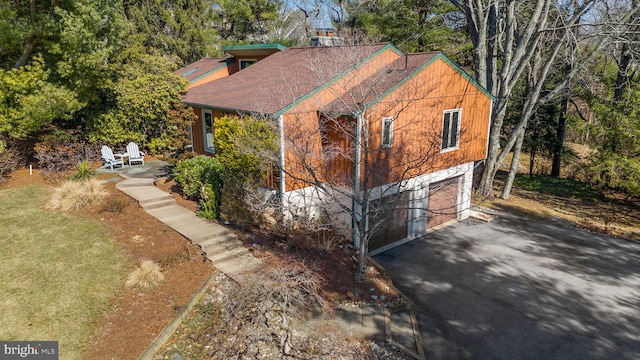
189,67,231,89
188,55,272,89
191,107,204,154
362,57,491,188
282,56,491,192
281,47,403,191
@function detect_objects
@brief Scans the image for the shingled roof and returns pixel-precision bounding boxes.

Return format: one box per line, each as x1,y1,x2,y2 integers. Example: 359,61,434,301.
175,57,230,82
182,43,393,115
323,52,440,116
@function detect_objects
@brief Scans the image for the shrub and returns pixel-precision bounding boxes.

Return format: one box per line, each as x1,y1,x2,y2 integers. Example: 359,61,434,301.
173,155,224,219
0,148,23,182
213,115,277,184
197,184,219,219
125,260,164,290
46,179,108,211
146,103,196,156
34,134,100,174
196,261,327,358
213,116,277,225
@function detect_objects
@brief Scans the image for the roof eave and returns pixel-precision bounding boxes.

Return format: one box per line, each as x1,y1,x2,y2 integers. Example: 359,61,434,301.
183,101,274,117
272,43,403,118
363,52,496,112
222,43,287,57
188,58,234,84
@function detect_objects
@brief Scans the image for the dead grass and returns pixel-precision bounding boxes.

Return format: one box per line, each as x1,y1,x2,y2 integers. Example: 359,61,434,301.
480,146,640,242
46,178,108,211
0,184,128,360
125,260,165,290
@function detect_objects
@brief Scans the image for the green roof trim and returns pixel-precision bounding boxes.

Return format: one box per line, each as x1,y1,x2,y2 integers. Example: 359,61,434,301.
222,43,287,51
363,52,495,112
437,54,495,100
183,102,264,116
189,58,234,84
272,43,403,118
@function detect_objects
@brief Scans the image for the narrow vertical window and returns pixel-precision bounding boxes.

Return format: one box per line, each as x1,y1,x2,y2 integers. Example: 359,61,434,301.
382,116,394,148
441,109,461,151
202,109,214,153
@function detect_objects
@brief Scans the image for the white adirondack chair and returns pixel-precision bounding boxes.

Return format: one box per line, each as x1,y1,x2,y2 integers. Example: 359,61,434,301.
126,142,145,166
101,145,124,170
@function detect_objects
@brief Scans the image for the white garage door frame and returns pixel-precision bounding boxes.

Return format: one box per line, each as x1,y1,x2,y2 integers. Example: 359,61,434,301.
368,161,474,255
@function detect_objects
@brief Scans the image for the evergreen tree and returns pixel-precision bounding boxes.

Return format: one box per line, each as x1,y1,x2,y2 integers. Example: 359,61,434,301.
345,0,470,61
123,0,216,64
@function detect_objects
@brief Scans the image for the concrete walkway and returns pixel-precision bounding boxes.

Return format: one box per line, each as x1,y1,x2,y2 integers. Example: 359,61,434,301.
116,177,263,283
109,163,423,357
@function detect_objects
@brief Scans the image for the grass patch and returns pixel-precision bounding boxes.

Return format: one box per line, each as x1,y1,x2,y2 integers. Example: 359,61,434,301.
0,184,128,360
513,174,605,201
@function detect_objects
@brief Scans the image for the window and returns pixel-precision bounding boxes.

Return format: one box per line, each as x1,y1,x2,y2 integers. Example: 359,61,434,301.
239,59,256,69
202,109,214,153
382,116,394,148
441,109,461,151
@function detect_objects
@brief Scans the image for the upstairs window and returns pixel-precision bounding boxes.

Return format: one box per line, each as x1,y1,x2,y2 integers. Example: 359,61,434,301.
382,116,394,148
239,59,256,69
202,109,214,153
441,109,461,151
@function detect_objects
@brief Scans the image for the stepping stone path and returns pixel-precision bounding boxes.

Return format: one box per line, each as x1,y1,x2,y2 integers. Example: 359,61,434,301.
116,177,263,283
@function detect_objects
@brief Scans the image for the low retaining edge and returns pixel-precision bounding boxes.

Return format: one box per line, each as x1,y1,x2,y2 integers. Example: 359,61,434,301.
137,269,221,360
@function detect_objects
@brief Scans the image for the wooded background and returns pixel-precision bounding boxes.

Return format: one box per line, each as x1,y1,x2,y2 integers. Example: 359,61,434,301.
1,0,638,198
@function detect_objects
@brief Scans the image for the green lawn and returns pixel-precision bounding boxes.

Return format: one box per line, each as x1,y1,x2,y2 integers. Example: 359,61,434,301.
513,174,605,201
0,184,128,360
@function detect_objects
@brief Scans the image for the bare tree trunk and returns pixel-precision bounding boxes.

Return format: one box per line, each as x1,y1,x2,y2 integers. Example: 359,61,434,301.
500,127,525,199
529,146,536,175
457,0,603,198
469,0,553,197
551,90,569,177
478,102,508,196
14,34,40,68
14,0,61,68
614,42,632,102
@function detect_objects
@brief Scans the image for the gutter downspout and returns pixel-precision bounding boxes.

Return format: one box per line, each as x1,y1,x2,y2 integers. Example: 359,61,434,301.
278,115,286,208
353,113,363,248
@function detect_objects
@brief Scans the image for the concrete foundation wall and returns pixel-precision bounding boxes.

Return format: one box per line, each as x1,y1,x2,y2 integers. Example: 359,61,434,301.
281,161,474,251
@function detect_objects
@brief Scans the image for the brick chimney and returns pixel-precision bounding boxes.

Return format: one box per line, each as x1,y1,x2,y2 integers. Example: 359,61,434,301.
310,28,344,47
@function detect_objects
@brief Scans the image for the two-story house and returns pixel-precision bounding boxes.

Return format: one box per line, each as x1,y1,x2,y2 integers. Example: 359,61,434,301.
176,42,493,253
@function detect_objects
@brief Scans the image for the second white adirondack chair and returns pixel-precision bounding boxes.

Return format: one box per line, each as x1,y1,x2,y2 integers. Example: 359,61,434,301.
126,142,145,166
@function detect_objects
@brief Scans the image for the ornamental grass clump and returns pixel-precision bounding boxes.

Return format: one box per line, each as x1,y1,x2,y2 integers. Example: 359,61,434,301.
125,260,164,290
46,178,108,211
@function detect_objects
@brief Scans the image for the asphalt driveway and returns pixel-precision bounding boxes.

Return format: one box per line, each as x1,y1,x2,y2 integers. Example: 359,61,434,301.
374,212,640,360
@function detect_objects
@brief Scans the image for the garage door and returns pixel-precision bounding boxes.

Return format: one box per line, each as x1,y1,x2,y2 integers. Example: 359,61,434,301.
368,192,409,251
427,177,459,229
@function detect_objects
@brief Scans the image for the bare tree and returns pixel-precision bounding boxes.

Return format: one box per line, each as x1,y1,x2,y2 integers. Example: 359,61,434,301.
600,0,640,102
265,2,313,45
195,260,334,358
448,0,617,198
